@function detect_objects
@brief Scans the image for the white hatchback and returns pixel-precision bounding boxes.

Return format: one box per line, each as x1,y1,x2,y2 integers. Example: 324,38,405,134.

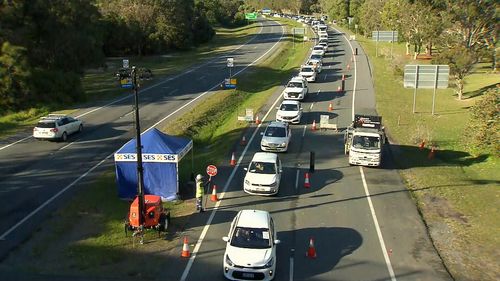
243,152,282,196
223,210,280,281
260,121,291,152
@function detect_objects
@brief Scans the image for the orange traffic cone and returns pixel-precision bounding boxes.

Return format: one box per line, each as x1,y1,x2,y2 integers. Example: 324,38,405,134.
341,74,345,81
181,236,190,258
255,115,261,124
306,237,317,258
311,120,317,131
337,86,342,93
210,185,218,202
230,152,236,166
418,140,426,150
328,102,333,111
304,172,311,188
240,135,247,146
347,63,351,70
428,146,436,159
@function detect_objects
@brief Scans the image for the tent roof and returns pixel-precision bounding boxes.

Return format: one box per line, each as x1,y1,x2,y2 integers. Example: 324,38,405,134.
117,128,191,154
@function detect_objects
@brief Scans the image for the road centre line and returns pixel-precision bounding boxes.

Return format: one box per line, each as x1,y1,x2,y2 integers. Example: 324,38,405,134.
309,103,314,110
0,22,266,152
359,167,397,280
302,125,307,137
180,22,285,281
0,20,273,241
197,75,206,80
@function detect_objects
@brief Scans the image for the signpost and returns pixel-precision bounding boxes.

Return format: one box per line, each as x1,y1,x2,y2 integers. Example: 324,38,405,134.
227,57,234,79
372,31,398,57
404,65,450,115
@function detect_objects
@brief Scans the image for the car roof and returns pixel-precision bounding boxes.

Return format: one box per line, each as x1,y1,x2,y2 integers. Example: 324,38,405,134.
39,114,68,121
266,121,288,128
236,210,270,229
281,100,300,105
290,76,305,82
251,152,278,163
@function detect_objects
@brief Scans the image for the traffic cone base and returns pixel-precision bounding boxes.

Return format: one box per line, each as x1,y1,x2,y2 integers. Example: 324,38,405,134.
304,172,311,188
230,152,236,166
181,236,191,258
328,103,333,111
418,140,426,150
306,237,317,258
210,185,218,202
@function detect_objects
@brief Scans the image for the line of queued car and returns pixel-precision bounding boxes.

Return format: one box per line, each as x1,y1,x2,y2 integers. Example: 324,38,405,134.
225,15,332,281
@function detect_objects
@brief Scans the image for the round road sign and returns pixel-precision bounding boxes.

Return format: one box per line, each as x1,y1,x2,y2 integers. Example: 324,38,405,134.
206,165,217,177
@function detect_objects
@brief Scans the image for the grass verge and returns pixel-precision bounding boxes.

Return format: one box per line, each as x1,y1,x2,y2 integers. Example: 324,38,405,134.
0,18,312,279
0,23,261,139
345,26,499,280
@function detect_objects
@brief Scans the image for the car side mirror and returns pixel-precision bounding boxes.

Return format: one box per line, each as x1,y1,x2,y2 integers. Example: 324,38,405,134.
274,239,281,244
222,236,229,242
279,169,283,173
243,167,248,171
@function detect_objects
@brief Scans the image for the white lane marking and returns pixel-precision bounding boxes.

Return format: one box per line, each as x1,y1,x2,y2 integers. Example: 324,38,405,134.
180,21,285,281
295,170,299,191
0,154,112,240
302,125,307,137
323,73,327,80
0,22,272,241
289,252,295,281
0,22,267,151
309,103,314,110
124,111,134,117
316,90,320,96
197,75,206,80
359,167,397,281
168,89,179,96
59,142,74,150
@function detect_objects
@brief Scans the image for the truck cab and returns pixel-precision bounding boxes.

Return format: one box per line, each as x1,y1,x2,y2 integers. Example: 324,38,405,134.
345,115,385,167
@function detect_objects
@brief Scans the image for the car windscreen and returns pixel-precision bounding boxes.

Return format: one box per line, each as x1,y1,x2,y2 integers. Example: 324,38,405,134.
249,161,276,174
287,82,302,88
301,67,313,72
36,122,56,128
280,103,299,111
313,46,323,50
230,227,271,249
352,135,380,150
265,126,286,137
310,55,322,60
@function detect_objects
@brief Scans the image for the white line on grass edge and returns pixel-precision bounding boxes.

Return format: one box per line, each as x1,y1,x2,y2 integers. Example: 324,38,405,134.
179,23,286,281
333,27,397,281
0,21,279,241
0,21,266,152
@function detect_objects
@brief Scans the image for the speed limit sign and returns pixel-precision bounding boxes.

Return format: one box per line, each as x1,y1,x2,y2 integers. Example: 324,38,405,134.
206,165,218,177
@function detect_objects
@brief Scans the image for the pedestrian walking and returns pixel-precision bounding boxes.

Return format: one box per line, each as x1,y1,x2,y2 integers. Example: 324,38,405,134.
195,174,205,212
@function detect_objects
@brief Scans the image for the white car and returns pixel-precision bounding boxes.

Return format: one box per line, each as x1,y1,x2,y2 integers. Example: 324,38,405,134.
311,45,325,56
305,59,322,73
243,152,282,196
33,114,83,141
222,210,280,281
260,121,291,152
282,76,308,100
298,65,317,82
309,54,323,66
318,40,328,50
276,100,303,124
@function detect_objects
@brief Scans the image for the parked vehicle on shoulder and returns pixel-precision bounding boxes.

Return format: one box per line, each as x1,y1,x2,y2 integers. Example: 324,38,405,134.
243,152,282,196
282,76,308,100
276,100,303,124
260,121,291,152
222,210,280,281
298,65,317,82
33,114,83,141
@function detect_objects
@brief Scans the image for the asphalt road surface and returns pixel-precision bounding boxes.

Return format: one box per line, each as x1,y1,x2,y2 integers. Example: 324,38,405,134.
0,19,286,261
175,26,452,281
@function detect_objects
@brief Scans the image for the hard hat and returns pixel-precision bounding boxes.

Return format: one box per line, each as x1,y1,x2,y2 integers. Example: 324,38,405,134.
196,174,203,180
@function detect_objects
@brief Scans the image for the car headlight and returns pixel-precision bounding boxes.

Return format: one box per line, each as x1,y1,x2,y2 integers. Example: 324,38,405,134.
281,142,286,147
262,140,268,146
245,179,250,185
264,257,274,268
269,182,277,187
226,254,234,266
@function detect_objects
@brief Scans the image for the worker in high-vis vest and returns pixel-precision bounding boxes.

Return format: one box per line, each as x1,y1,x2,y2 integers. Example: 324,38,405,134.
195,174,205,212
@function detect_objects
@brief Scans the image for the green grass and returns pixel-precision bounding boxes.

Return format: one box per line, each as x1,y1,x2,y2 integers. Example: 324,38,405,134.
3,19,312,278
350,28,500,280
0,23,261,139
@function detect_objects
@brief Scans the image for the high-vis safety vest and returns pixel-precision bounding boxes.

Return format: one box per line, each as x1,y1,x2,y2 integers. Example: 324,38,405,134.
196,180,204,198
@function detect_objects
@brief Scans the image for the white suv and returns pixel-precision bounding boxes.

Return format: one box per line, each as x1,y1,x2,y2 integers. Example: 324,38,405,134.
243,152,282,196
33,114,83,141
222,210,280,281
260,121,291,152
282,76,308,100
298,65,317,82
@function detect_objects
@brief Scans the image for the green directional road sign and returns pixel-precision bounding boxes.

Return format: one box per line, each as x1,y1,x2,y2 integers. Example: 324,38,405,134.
245,13,257,20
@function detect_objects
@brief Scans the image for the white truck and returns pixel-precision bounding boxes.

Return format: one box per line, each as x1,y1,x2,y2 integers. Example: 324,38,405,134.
344,114,386,167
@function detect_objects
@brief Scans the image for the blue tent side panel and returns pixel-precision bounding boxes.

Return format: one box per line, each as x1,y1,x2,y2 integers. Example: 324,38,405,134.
116,162,138,200
143,162,177,201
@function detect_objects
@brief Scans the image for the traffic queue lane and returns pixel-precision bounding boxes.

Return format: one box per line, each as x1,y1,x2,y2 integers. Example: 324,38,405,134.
180,27,450,281
0,19,286,261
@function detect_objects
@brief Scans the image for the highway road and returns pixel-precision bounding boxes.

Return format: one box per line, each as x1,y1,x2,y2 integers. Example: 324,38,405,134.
0,19,286,260
175,26,452,281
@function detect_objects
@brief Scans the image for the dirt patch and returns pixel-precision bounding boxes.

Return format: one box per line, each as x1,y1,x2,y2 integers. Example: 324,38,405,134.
423,194,469,224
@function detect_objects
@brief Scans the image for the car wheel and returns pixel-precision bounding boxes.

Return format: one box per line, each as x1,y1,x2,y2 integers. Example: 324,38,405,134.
61,132,67,142
78,124,83,133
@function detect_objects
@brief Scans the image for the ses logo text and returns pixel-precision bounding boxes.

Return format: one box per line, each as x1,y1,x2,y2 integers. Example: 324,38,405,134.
114,153,178,163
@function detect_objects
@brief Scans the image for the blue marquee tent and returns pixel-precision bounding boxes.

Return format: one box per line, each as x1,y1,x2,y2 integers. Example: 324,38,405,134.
114,128,193,201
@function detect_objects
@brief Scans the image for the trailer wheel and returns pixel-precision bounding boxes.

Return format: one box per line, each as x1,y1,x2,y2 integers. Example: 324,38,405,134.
158,213,169,232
